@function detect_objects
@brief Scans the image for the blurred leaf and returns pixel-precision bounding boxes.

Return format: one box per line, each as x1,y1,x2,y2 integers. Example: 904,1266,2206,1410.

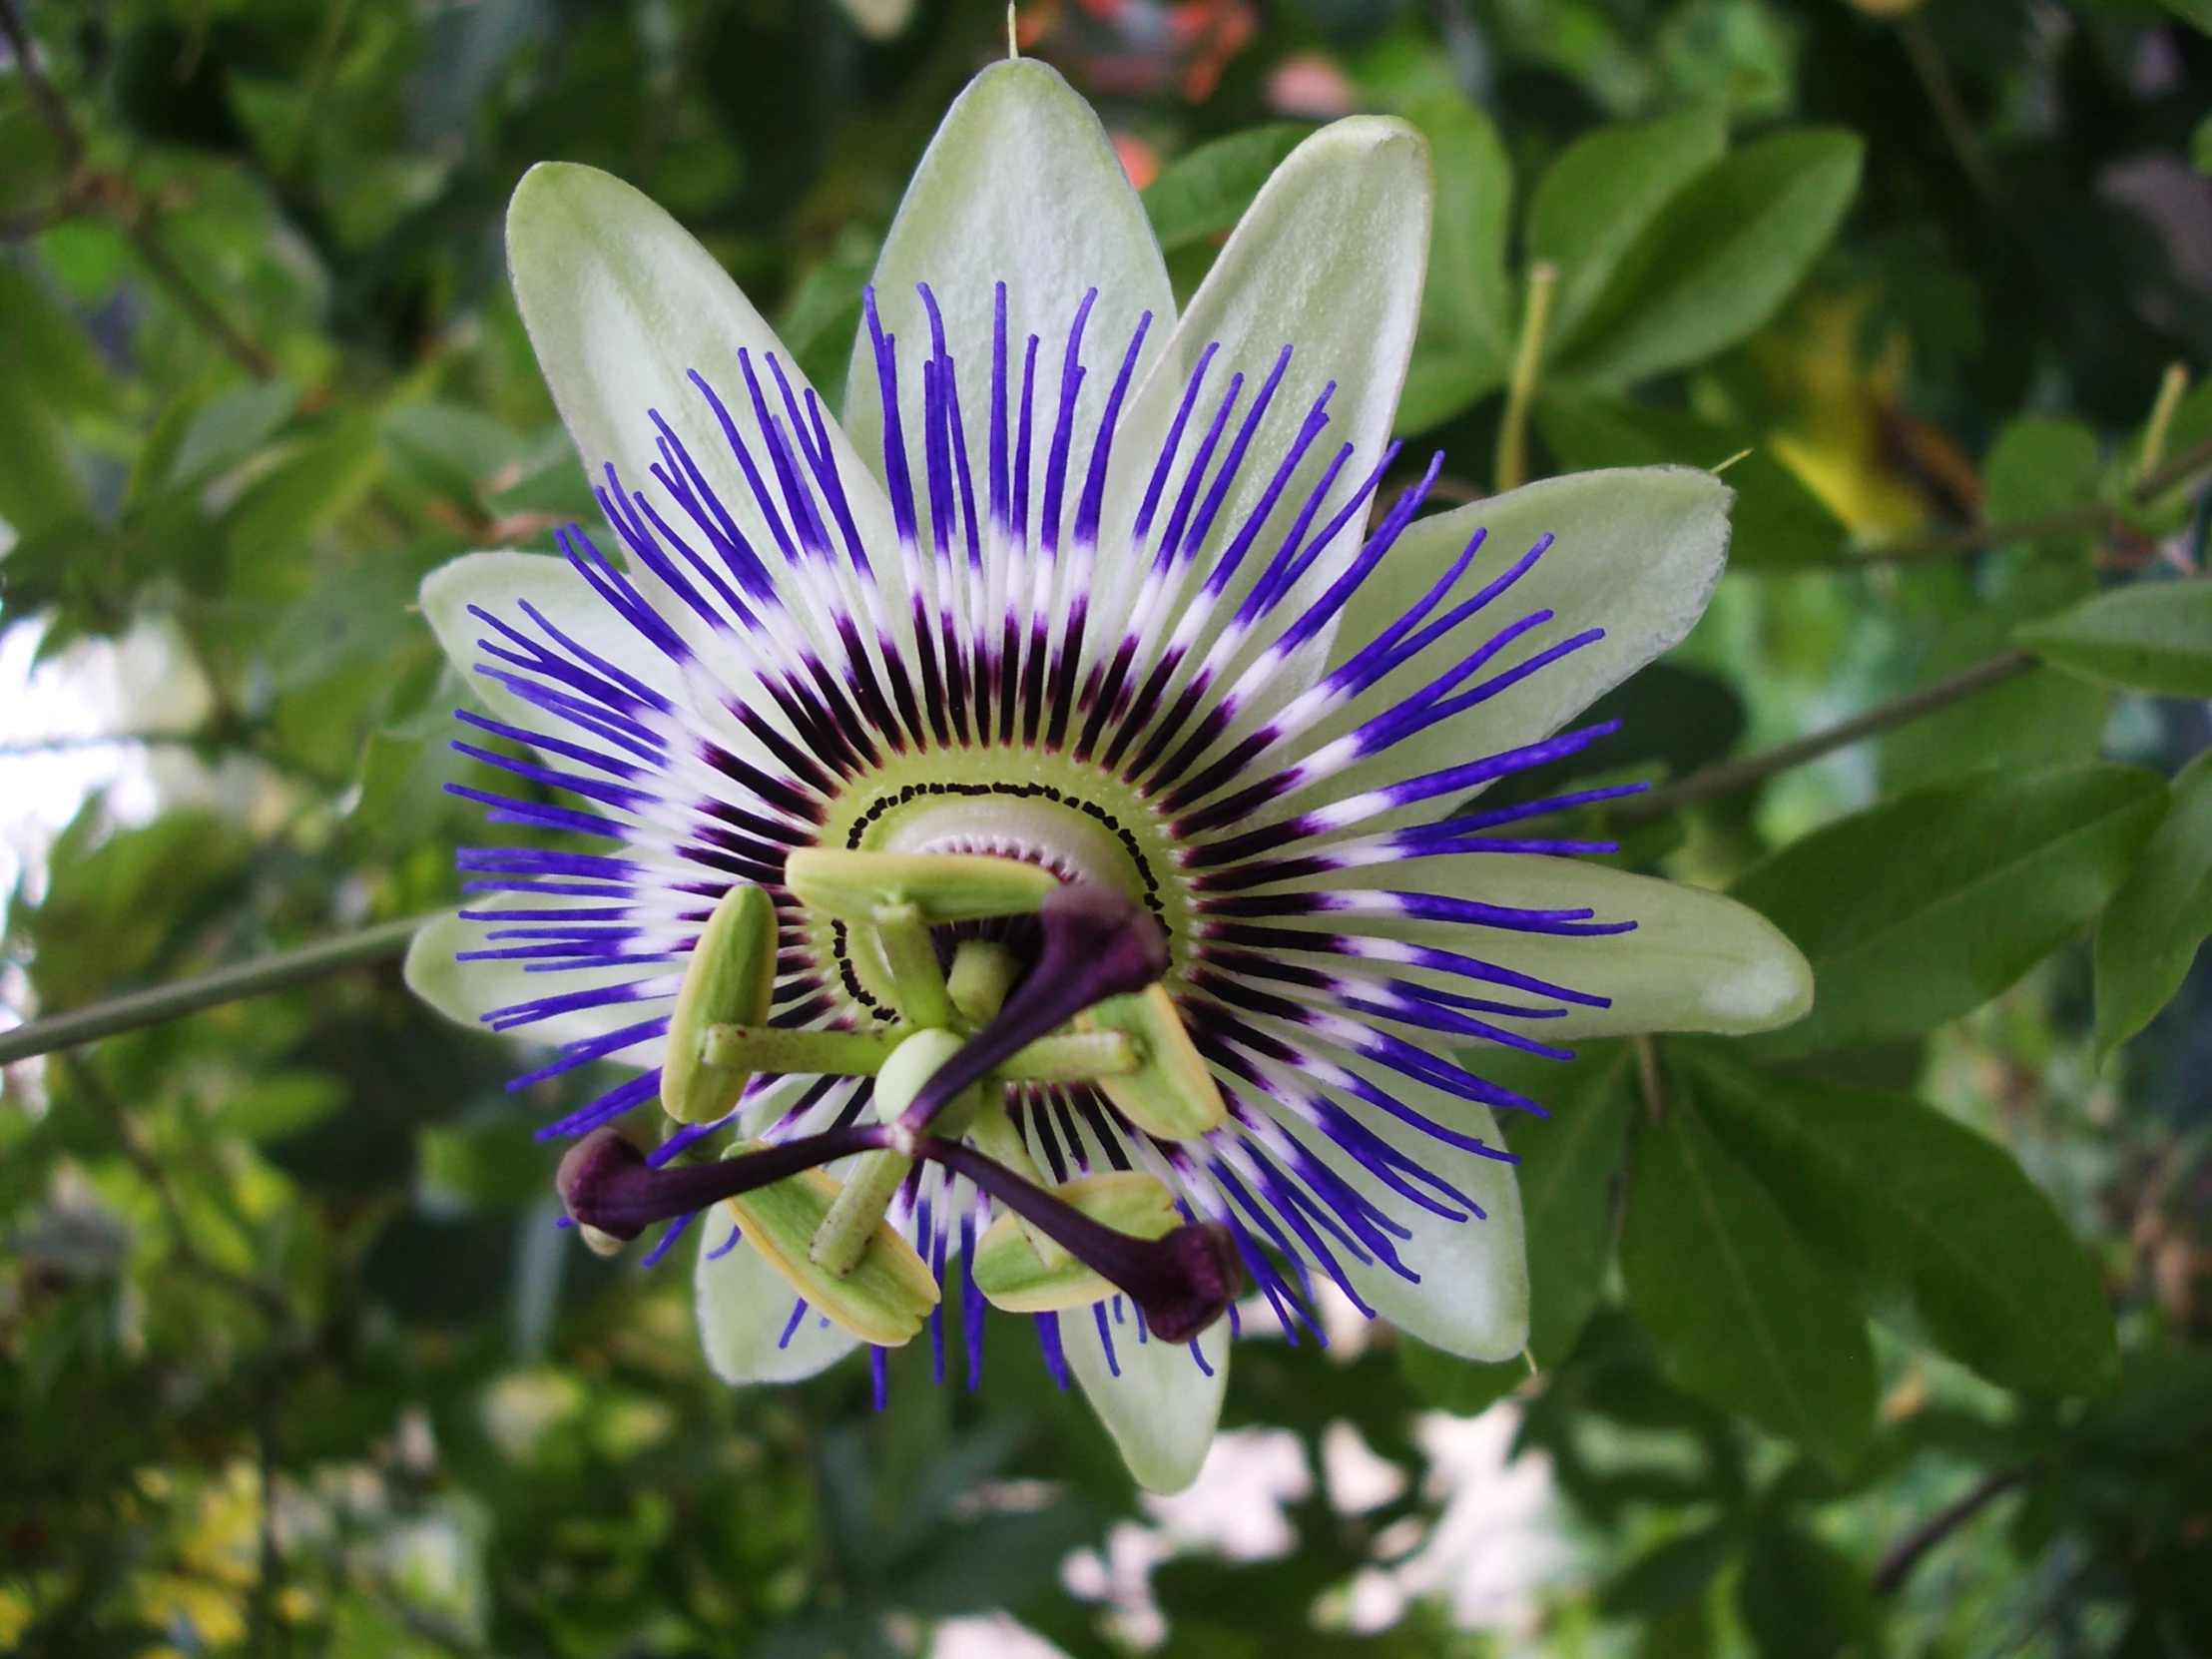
1143,125,1313,252
2016,582,2212,699
222,410,386,594
224,1071,346,1143
169,381,301,487
1678,1045,2119,1397
1734,764,2168,1056
382,403,526,505
1531,107,1728,355
1602,1522,1735,1616
1537,391,1848,566
780,248,876,416
267,541,452,694
1621,1081,1876,1474
1399,1337,1524,1414
1395,93,1513,433
0,263,120,417
1556,130,1864,389
1736,1521,1883,1659
1639,1597,1717,1659
1982,414,2101,550
2095,749,2212,1059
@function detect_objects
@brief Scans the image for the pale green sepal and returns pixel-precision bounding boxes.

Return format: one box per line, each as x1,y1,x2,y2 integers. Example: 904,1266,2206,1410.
972,1172,1180,1314
404,894,667,1050
1309,856,1812,1039
420,549,686,733
844,59,1172,491
1102,116,1430,690
1075,985,1228,1141
696,1221,859,1384
1327,467,1731,805
786,847,1060,924
505,163,905,628
719,1149,939,1347
1062,1301,1230,1494
663,881,779,1124
1287,1047,1528,1360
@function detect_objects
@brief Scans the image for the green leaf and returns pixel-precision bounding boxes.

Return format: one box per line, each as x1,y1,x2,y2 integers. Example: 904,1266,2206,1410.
1393,92,1513,432
1399,1337,1524,1415
1677,1045,2119,1397
1602,1523,1735,1616
2096,750,2212,1059
1141,124,1312,252
1736,1522,1884,1659
169,381,300,487
2016,582,2212,699
1621,1084,1876,1474
1555,129,1863,389
1981,415,2101,550
1529,107,1728,356
381,402,525,505
1733,764,2169,1056
221,410,386,596
1536,391,1848,567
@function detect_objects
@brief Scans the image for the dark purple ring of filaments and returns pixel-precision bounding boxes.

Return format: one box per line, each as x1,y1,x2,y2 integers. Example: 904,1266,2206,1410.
447,272,1647,1383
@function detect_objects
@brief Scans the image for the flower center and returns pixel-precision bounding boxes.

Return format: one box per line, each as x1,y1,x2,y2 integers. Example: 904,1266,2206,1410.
816,744,1195,1023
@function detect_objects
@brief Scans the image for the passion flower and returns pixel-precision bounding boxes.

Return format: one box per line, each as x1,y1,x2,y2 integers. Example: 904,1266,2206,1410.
405,59,1811,1492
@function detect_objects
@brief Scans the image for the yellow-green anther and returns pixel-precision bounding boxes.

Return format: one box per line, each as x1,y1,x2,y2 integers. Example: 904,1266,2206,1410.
970,1172,1181,1314
991,1031,1140,1083
702,1023,903,1077
718,1144,938,1346
946,939,1019,1028
809,1028,964,1277
662,880,780,1124
785,847,1060,924
872,901,953,1028
578,1224,628,1259
1076,984,1229,1141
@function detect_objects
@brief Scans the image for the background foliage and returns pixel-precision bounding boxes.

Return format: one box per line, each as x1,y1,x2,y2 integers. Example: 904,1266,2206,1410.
3,0,2211,1654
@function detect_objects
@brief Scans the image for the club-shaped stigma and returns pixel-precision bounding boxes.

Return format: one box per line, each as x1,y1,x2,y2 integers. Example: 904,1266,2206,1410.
894,882,1171,1140
555,1123,887,1242
921,1138,1245,1344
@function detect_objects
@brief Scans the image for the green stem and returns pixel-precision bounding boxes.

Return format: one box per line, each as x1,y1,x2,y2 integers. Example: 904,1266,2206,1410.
1616,648,2036,822
0,914,433,1067
993,1031,1139,1082
1493,261,1558,495
872,901,953,1028
702,1023,902,1076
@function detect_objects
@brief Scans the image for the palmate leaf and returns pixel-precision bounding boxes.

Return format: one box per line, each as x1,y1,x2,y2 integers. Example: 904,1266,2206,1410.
1550,129,1863,390
1734,763,2167,1057
1677,1044,2118,1398
1621,1069,1876,1476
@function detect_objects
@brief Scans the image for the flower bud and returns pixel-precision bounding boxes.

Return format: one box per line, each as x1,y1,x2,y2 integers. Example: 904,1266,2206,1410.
663,881,780,1124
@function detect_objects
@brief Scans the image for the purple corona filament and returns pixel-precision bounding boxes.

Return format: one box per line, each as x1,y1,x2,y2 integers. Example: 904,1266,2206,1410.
446,276,1642,1387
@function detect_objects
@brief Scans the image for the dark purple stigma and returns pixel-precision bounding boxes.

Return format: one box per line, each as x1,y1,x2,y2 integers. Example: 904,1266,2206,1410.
923,1137,1244,1344
898,881,1170,1135
557,1123,888,1242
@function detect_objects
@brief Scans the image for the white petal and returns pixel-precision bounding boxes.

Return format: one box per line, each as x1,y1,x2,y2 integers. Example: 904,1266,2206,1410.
1098,117,1431,720
403,893,674,1050
696,1217,859,1384
1307,854,1813,1038
843,59,1172,488
1322,465,1731,805
506,163,907,665
1062,1301,1230,1494
1277,1047,1528,1361
419,549,687,730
